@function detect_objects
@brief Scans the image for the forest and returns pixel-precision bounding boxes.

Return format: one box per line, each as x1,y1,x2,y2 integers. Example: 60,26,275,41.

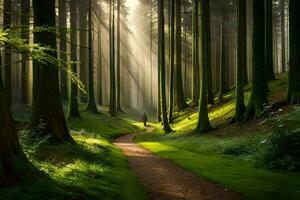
0,0,300,199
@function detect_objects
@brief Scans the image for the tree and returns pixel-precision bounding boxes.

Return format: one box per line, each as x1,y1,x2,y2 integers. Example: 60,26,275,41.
68,0,81,118
175,0,188,110
30,0,73,141
281,0,286,73
265,0,275,80
3,0,11,111
192,0,199,105
21,0,31,104
0,84,37,185
109,0,117,117
169,0,175,123
195,0,212,134
244,0,268,120
86,0,99,113
287,0,300,104
58,0,68,100
116,0,123,112
158,0,172,133
79,1,88,103
234,0,246,123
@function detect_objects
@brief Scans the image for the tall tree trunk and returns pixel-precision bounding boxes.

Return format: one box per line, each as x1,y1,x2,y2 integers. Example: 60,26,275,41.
287,0,300,104
169,0,175,123
206,2,214,105
79,2,88,103
157,0,162,122
109,0,117,117
175,0,188,110
265,0,275,80
0,86,38,185
21,0,30,104
98,12,103,106
68,0,80,118
30,0,73,141
192,0,199,105
244,0,268,120
3,0,11,111
218,14,225,102
158,0,172,133
234,0,246,122
196,0,212,134
58,0,68,101
116,0,123,112
86,0,99,113
281,0,286,73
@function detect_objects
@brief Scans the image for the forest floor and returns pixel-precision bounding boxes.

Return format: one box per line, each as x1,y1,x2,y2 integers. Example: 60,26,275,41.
135,73,300,200
114,128,241,200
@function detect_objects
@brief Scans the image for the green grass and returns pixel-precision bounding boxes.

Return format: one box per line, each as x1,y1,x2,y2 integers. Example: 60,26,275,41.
136,74,300,200
1,110,147,200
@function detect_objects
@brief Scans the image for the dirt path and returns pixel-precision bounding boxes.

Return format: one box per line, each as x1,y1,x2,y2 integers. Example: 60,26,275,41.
113,129,242,200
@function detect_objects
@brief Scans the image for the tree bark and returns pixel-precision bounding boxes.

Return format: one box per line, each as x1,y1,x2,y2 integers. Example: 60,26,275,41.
265,0,275,80
244,0,268,120
287,0,300,104
175,0,188,110
196,0,212,134
158,0,172,133
192,0,199,105
30,0,73,141
169,0,175,123
68,0,80,118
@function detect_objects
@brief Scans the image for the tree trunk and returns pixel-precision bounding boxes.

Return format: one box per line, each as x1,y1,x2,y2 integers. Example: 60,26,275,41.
68,0,80,118
244,0,268,120
21,0,30,104
116,0,123,112
169,0,175,123
58,0,68,101
281,0,286,73
192,0,199,105
30,0,73,141
3,0,11,111
86,0,99,113
158,0,172,133
0,87,38,185
175,0,188,110
79,2,88,103
265,0,275,80
196,0,212,134
109,0,117,117
98,12,103,106
287,0,300,104
206,2,214,105
218,14,225,102
234,0,246,122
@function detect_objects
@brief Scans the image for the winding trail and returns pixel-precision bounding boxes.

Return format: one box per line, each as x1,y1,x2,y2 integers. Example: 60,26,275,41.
113,129,242,200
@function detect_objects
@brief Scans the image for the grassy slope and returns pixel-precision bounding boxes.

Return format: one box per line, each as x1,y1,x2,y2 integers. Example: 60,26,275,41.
0,110,147,200
136,74,300,200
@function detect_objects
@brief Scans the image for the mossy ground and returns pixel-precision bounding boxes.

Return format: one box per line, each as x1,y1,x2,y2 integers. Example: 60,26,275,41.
0,108,147,200
136,73,300,200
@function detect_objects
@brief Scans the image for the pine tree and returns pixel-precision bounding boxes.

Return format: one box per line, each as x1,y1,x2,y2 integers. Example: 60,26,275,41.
175,0,188,110
68,0,81,118
265,0,275,80
287,0,300,104
169,0,175,123
195,0,212,134
234,0,246,122
158,0,172,133
244,0,268,120
30,0,73,141
86,0,99,113
192,0,199,105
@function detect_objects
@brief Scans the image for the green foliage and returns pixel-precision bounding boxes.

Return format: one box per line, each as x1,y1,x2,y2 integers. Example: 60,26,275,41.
255,107,300,171
1,110,147,200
